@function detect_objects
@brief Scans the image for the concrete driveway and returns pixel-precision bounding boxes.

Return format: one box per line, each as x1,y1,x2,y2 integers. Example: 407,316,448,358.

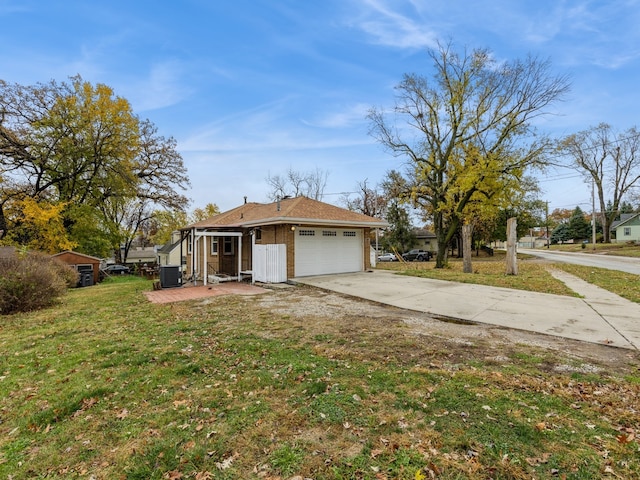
294,270,640,351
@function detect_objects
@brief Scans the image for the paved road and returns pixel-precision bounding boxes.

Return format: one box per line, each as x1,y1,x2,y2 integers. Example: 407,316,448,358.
518,248,640,275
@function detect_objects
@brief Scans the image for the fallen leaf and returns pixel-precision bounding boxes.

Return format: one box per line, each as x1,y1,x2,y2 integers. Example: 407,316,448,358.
616,432,635,444
195,472,213,480
165,470,183,480
216,452,239,470
183,440,196,450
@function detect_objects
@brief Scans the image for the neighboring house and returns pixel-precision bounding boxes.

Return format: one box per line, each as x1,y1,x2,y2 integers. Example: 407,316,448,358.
126,246,158,266
52,250,101,286
610,213,640,243
181,196,388,284
157,231,185,267
414,229,437,253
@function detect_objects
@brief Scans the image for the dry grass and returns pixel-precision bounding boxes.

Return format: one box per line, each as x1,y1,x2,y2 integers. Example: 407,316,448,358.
1,277,639,479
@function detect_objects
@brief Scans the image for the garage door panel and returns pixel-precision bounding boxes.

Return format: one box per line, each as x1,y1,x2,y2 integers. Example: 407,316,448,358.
295,228,363,276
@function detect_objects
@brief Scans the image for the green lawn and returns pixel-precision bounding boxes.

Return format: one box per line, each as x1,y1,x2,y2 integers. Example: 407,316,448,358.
1,276,639,479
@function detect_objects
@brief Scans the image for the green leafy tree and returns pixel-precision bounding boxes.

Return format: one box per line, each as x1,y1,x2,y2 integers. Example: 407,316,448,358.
382,201,416,254
368,42,569,267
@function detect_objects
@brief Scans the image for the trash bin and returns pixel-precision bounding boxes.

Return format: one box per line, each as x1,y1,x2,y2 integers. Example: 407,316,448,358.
80,271,93,287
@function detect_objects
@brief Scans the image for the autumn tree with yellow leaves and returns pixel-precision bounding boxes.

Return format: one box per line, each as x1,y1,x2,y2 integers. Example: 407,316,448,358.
368,42,570,268
0,76,190,259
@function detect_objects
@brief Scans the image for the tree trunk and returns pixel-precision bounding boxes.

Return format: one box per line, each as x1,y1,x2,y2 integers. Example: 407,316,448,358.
434,211,448,268
434,212,460,268
505,217,518,275
0,204,7,239
462,224,473,273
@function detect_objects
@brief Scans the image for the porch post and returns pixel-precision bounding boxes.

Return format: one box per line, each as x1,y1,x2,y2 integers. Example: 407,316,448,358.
237,234,242,282
191,228,195,283
203,235,208,286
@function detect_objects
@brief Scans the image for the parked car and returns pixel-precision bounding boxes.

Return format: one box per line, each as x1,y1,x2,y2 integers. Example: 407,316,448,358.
402,249,432,261
377,253,397,262
103,264,130,275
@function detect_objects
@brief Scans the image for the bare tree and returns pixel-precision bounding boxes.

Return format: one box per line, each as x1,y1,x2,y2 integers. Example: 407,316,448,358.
342,179,388,218
559,123,640,242
265,167,329,201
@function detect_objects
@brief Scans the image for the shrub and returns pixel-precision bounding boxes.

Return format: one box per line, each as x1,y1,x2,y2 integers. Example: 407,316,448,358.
0,249,78,314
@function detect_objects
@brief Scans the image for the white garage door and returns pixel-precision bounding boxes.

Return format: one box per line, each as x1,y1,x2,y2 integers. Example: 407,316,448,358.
294,228,363,277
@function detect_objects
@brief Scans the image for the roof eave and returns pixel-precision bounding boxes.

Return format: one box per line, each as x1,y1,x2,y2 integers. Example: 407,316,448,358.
240,216,388,228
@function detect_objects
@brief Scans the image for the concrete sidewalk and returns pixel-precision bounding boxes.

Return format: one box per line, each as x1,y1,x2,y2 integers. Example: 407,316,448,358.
294,270,640,351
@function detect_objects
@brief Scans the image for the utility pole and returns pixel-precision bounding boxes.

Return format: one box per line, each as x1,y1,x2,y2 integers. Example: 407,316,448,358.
546,201,550,249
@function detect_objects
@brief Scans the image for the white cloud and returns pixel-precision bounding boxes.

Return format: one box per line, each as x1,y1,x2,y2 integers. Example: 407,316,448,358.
300,103,371,129
348,0,438,49
126,60,192,112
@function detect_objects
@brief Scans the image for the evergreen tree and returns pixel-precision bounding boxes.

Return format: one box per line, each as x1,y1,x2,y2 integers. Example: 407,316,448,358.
568,206,591,241
550,223,571,244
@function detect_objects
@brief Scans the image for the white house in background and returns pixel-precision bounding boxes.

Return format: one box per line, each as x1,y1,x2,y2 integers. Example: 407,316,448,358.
611,213,640,243
157,231,185,266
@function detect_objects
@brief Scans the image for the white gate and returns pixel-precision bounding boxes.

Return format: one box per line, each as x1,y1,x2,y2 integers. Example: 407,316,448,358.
253,244,287,283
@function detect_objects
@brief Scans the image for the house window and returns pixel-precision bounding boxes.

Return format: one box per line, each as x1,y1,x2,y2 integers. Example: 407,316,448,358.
255,229,262,241
343,231,357,237
211,238,218,255
624,227,631,236
299,229,315,236
187,235,192,253
223,237,234,255
322,230,337,236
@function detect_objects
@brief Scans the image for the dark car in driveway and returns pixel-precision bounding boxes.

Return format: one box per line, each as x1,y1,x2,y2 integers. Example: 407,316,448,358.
103,264,130,275
402,249,432,261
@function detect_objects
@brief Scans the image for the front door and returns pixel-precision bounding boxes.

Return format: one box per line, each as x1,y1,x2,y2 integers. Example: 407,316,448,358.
220,236,237,274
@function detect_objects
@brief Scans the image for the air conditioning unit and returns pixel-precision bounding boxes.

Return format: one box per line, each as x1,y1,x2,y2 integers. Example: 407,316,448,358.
160,265,182,288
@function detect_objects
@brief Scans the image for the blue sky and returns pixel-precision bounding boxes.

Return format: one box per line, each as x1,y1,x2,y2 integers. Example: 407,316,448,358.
2,0,640,216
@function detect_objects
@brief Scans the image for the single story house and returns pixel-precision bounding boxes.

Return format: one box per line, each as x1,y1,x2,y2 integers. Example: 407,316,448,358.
414,229,437,253
610,213,640,243
180,196,388,284
51,250,101,286
126,246,158,266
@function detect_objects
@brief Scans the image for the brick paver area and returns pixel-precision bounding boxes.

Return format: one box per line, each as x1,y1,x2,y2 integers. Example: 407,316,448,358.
144,283,269,304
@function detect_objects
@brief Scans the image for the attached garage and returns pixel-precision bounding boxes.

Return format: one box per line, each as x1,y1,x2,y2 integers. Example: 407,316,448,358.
294,227,363,276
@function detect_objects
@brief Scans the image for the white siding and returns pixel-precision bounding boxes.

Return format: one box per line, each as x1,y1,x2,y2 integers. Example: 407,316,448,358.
294,228,363,277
